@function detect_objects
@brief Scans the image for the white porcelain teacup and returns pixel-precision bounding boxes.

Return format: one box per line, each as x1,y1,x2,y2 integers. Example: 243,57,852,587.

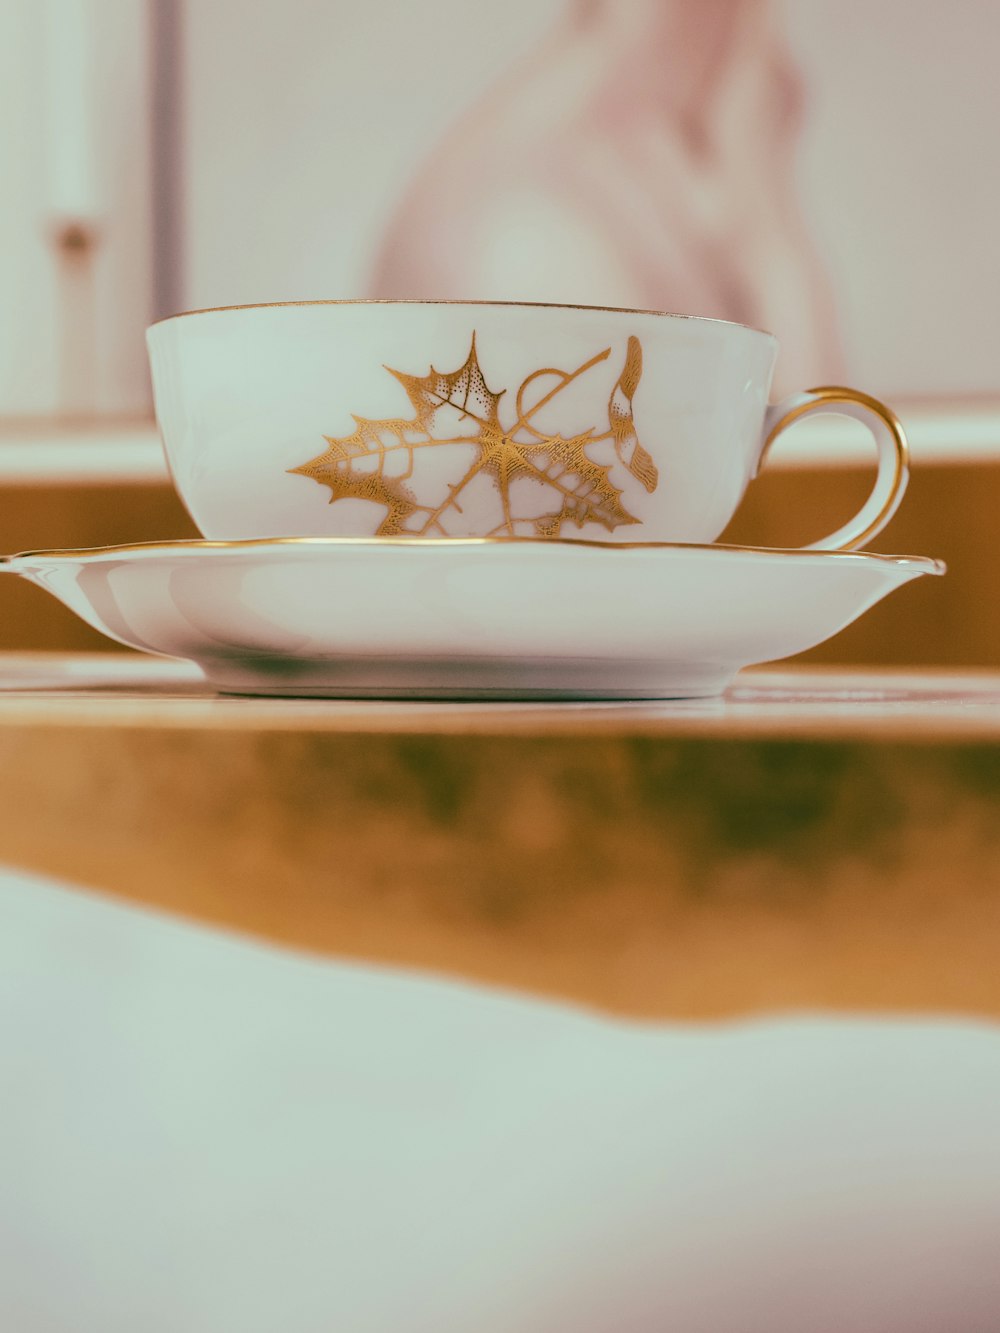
146,300,907,549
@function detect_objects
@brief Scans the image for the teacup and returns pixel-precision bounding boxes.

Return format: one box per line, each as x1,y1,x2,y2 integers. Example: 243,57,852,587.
146,300,907,549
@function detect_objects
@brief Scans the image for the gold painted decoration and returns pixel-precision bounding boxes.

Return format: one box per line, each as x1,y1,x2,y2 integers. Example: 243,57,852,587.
290,334,658,537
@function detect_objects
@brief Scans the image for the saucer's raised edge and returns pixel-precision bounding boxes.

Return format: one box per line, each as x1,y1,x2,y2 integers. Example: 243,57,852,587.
3,535,946,577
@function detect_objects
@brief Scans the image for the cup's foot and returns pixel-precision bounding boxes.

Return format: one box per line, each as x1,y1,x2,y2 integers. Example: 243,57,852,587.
201,656,737,701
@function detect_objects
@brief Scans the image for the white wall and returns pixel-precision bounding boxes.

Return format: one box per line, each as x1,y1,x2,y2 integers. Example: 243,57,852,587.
785,0,1000,395
180,0,561,310
2,1,995,415
180,0,1000,398
0,0,153,417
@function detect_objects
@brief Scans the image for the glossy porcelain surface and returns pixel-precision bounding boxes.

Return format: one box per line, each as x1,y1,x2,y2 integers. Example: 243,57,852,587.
146,302,907,551
5,540,944,700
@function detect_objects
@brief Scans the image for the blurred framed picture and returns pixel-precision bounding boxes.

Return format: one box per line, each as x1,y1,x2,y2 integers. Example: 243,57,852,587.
179,0,999,401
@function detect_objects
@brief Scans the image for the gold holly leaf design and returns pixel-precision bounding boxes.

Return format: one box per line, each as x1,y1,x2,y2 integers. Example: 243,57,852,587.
390,334,504,435
290,333,658,538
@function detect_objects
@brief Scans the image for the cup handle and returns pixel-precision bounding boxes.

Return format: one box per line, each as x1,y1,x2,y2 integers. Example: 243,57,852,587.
756,386,910,551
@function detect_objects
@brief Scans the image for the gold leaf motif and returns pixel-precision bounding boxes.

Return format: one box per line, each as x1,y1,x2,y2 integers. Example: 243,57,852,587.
290,334,659,537
389,332,504,433
608,335,658,493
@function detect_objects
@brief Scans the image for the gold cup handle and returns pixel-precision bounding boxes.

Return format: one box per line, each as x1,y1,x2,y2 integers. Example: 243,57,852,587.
757,386,910,551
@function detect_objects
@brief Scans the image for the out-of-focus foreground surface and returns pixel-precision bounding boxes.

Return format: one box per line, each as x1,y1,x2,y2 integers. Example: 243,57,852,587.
3,863,1000,1333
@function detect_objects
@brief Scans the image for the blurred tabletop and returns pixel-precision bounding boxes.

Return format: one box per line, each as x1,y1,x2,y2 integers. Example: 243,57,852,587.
2,652,1000,1020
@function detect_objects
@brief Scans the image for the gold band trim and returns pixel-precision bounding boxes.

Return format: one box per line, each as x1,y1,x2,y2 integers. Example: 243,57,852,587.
761,385,910,552
1,534,944,574
147,298,776,341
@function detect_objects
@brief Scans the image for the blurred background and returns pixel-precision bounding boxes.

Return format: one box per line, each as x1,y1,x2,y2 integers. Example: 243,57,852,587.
2,0,999,660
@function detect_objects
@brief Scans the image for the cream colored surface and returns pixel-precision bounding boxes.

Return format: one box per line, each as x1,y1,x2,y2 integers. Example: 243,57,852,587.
4,862,1000,1332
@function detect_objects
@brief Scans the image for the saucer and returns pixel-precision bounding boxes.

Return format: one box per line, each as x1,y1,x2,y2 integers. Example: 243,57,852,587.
3,539,944,699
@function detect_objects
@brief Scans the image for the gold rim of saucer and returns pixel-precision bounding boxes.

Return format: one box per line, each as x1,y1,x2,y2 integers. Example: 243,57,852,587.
3,535,946,574
147,298,778,342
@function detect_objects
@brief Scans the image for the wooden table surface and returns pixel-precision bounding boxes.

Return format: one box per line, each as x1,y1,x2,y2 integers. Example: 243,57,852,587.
2,652,999,1019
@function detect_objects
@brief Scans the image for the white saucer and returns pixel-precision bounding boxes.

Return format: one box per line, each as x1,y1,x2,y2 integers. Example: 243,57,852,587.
4,539,944,699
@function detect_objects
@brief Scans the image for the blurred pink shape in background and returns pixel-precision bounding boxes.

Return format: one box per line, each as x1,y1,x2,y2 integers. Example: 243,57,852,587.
371,0,845,396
